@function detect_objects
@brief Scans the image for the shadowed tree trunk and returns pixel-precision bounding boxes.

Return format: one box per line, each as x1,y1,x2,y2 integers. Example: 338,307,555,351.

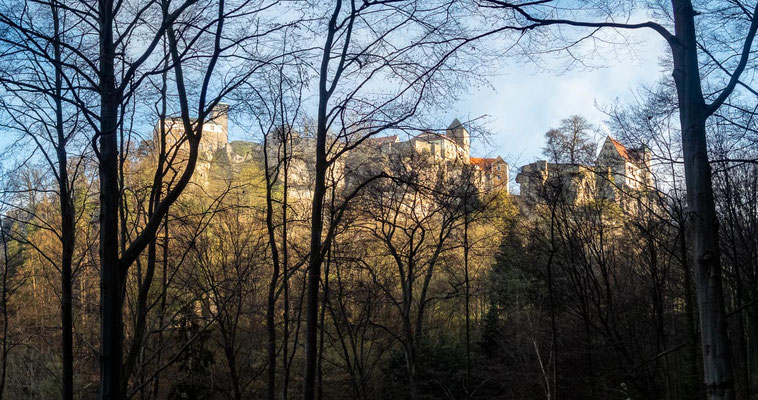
97,0,232,396
97,3,122,395
51,2,75,397
302,3,340,396
0,218,11,400
670,4,735,398
264,121,283,400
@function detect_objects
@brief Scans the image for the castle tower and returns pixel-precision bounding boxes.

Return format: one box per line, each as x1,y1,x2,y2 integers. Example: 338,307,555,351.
212,103,228,130
446,118,470,163
210,103,229,147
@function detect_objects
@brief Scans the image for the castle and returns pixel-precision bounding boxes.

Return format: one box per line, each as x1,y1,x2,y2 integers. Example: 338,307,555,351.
151,105,509,198
152,103,255,187
354,119,508,192
150,104,657,212
516,136,655,210
157,103,230,154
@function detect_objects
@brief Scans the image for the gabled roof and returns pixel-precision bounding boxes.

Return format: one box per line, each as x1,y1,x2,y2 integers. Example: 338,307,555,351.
607,136,632,161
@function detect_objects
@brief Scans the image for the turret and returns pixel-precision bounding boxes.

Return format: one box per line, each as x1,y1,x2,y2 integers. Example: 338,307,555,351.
446,118,470,163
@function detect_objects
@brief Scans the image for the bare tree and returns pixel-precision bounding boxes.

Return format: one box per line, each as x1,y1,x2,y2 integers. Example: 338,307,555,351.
478,1,758,397
249,50,305,400
351,150,468,399
0,1,95,397
300,2,493,397
543,115,598,165
94,1,290,397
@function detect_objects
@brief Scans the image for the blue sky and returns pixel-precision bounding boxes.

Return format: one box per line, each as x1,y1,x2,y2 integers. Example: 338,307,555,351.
1,21,668,183
445,28,668,167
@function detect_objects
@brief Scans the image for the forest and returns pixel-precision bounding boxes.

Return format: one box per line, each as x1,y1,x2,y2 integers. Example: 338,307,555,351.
0,1,756,399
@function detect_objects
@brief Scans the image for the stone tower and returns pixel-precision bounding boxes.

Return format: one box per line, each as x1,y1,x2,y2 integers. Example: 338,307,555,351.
446,118,470,163
208,103,229,148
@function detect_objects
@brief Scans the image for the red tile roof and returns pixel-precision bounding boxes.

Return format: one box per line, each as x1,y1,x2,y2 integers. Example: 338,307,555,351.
470,157,498,168
608,136,632,161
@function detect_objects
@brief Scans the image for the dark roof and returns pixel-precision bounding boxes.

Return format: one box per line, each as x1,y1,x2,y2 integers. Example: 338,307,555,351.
448,118,464,131
365,135,398,146
414,131,456,144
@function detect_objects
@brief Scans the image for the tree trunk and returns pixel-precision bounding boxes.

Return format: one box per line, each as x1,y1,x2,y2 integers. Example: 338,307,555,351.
303,126,326,400
316,248,330,400
0,222,10,400
281,130,291,400
49,2,75,398
58,127,75,400
680,112,734,400
404,331,419,400
671,3,735,398
303,2,341,396
265,137,282,400
99,1,124,398
547,204,559,400
152,212,170,399
677,208,703,398
99,104,123,400
463,196,471,399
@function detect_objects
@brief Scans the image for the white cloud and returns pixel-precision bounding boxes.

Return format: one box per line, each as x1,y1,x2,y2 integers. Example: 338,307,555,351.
443,28,667,165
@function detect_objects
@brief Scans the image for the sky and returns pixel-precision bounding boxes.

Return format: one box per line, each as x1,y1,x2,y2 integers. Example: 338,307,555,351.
0,19,669,184
224,27,668,169
444,28,668,168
